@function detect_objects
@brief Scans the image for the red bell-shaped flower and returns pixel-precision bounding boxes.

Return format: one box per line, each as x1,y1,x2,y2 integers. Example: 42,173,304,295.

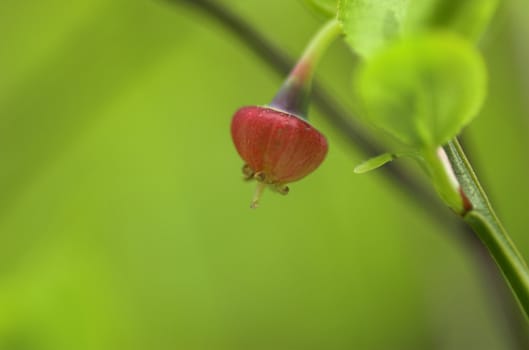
230,19,341,207
231,106,328,208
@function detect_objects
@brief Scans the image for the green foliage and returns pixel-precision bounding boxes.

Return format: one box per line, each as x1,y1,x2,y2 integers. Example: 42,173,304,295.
338,0,408,58
404,0,499,42
338,0,498,58
355,32,486,148
354,153,395,174
302,0,338,17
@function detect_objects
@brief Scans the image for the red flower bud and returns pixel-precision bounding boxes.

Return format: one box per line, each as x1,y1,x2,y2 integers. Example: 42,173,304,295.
231,105,328,208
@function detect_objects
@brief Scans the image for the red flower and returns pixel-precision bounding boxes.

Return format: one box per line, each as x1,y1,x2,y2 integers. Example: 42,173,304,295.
231,106,328,207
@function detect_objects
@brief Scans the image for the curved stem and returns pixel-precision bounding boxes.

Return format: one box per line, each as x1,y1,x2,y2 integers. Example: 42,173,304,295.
270,19,342,118
445,138,529,319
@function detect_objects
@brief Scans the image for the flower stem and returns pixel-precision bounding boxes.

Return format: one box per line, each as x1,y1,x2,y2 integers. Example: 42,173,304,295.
445,138,529,320
270,19,342,119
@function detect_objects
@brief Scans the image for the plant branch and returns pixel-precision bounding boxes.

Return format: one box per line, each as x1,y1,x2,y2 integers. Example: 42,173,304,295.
445,138,529,319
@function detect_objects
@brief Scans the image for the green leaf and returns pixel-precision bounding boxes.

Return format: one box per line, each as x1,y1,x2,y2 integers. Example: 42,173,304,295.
355,32,487,148
405,0,499,43
338,0,409,58
354,153,395,174
337,0,498,58
302,0,338,17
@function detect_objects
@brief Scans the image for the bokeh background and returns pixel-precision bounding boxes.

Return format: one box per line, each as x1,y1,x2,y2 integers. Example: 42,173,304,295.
0,0,528,349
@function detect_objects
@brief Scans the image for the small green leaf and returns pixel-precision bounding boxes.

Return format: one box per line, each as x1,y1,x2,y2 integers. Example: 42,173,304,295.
337,0,498,58
355,32,487,148
338,0,409,58
302,0,338,17
354,153,395,174
405,0,499,43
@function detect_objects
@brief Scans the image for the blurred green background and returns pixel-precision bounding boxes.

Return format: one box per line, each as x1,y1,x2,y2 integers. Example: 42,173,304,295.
0,0,528,349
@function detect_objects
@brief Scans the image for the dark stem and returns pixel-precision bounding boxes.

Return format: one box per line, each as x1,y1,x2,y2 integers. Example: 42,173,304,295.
167,0,529,347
